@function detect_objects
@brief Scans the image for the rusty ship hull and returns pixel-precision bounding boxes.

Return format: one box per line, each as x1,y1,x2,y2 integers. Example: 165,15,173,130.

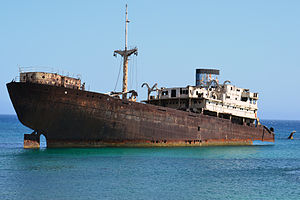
6,82,274,147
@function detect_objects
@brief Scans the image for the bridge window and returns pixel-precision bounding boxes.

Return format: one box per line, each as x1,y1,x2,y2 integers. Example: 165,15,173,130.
180,89,188,95
171,90,176,97
241,97,248,102
162,91,168,96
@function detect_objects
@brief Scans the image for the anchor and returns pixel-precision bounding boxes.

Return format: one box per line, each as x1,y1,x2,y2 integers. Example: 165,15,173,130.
24,130,41,149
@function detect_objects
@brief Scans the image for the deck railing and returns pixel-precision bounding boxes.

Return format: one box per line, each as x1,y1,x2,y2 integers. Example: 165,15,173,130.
18,66,82,80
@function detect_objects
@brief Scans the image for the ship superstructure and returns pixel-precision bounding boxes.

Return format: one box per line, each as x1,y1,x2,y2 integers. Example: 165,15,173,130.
144,69,259,126
20,71,82,89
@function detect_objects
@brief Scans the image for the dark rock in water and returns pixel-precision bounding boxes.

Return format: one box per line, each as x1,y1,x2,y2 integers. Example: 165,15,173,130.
288,131,296,139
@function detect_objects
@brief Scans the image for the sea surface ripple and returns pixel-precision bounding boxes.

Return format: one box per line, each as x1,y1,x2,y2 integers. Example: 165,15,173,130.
0,115,300,200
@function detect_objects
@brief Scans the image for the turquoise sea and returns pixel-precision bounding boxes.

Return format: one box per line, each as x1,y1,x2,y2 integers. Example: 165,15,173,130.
1,115,300,200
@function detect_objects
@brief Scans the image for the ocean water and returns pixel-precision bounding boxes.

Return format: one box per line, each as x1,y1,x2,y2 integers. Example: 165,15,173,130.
1,115,300,200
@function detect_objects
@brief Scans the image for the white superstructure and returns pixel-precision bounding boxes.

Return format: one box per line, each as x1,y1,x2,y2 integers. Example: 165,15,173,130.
144,69,259,125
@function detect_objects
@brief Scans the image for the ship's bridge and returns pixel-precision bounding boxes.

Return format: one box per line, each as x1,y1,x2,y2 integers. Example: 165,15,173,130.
143,69,260,126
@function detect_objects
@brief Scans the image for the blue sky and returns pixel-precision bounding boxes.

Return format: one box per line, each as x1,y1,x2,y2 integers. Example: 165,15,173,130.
0,0,300,120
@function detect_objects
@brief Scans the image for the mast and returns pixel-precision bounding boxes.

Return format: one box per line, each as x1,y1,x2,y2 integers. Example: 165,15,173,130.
125,4,128,51
114,4,138,99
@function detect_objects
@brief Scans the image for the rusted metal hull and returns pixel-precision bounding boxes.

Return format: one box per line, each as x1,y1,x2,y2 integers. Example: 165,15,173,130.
24,133,40,148
6,82,274,148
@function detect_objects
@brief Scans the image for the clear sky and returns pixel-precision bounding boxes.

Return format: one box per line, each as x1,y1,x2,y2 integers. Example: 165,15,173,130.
0,0,300,120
